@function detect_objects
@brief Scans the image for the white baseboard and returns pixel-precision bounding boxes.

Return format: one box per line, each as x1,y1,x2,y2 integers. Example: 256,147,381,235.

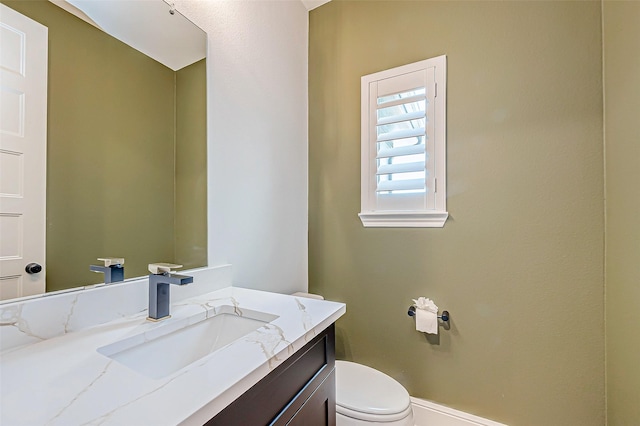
411,397,508,426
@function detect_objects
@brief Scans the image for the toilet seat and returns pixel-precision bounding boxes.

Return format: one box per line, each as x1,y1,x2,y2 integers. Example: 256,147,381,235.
335,360,412,422
337,403,414,423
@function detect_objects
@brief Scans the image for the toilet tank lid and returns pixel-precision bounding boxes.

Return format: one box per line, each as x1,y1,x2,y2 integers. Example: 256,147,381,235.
335,360,411,416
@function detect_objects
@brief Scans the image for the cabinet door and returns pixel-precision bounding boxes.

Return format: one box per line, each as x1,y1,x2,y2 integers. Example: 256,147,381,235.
207,325,335,426
286,370,336,426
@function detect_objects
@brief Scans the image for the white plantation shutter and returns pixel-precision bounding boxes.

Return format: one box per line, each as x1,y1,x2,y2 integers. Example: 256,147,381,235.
375,70,429,196
359,56,448,228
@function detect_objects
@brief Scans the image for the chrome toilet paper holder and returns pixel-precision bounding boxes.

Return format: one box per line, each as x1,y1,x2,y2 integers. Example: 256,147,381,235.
407,305,450,322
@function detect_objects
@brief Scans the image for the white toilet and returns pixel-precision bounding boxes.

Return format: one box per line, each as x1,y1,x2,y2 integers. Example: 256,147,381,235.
335,360,414,426
291,293,413,425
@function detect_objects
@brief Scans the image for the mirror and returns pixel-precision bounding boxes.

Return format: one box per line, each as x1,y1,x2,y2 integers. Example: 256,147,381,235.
0,0,207,301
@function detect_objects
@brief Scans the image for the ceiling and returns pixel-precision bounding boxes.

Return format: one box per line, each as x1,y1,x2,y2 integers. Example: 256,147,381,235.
301,0,332,11
49,0,206,71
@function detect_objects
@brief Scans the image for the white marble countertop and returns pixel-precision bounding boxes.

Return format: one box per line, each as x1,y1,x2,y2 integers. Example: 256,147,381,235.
0,286,346,425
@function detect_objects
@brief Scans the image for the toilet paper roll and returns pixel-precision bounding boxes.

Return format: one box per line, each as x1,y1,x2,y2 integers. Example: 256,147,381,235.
415,308,438,334
413,297,439,334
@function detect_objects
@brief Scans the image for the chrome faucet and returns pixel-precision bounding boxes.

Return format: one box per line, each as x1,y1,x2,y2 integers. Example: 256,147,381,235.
90,257,125,284
147,263,193,321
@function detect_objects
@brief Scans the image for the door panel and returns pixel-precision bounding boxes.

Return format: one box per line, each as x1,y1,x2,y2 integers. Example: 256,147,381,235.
0,3,47,300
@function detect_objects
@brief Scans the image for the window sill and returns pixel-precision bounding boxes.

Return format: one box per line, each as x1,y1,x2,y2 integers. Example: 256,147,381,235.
358,211,448,228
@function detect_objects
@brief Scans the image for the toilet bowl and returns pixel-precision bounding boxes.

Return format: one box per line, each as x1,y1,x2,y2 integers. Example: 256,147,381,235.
290,293,413,425
335,361,414,426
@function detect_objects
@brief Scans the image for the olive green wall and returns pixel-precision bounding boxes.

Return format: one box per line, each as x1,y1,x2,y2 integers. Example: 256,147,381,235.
2,1,206,292
309,2,604,425
603,1,640,424
175,59,207,269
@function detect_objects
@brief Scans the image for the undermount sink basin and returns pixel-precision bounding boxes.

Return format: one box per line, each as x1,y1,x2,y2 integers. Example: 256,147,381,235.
97,306,278,379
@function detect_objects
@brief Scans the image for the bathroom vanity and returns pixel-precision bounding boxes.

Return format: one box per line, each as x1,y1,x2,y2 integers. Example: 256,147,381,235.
208,325,335,425
0,267,345,425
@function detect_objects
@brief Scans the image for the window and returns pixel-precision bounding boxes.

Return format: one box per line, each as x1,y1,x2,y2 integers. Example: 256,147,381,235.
359,55,447,228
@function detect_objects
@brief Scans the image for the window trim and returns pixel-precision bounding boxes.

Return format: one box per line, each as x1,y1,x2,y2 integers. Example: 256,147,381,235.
359,56,448,228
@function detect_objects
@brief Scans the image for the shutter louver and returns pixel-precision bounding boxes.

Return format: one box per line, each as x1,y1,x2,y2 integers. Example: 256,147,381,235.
375,87,427,194
377,144,425,158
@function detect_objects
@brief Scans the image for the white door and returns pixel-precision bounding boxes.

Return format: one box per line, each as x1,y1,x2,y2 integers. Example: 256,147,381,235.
0,4,47,301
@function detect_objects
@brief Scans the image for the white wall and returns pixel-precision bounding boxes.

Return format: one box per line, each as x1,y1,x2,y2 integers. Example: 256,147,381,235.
176,0,309,294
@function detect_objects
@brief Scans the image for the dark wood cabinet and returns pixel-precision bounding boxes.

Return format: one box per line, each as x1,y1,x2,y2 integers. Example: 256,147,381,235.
284,371,335,426
206,324,336,426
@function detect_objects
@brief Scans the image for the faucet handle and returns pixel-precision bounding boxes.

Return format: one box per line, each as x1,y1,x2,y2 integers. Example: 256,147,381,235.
97,257,125,267
148,263,183,274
